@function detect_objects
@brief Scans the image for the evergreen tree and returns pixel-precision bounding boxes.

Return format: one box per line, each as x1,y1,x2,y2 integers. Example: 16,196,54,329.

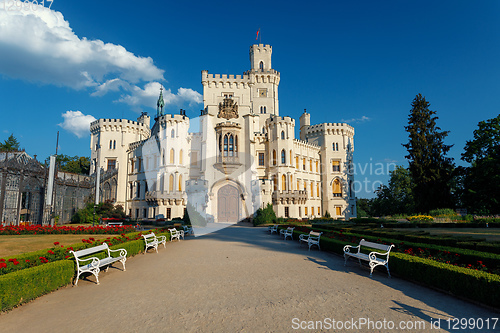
0,134,20,151
461,115,500,214
403,94,454,212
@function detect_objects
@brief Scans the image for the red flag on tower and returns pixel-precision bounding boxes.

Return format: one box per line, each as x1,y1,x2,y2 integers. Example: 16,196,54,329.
256,29,260,41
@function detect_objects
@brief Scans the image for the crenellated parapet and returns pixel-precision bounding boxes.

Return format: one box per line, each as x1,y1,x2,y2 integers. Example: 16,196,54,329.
90,118,151,136
304,122,355,138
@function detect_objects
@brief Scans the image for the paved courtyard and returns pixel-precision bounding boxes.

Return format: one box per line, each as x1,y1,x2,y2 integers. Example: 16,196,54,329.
1,223,498,332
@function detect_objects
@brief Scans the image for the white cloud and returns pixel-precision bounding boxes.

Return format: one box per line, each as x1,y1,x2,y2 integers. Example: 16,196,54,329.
341,116,371,124
2,130,8,134
0,8,163,89
58,111,96,138
117,82,202,111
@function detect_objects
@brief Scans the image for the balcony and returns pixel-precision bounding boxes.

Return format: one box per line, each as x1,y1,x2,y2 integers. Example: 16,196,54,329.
145,191,184,206
272,190,307,205
214,155,241,174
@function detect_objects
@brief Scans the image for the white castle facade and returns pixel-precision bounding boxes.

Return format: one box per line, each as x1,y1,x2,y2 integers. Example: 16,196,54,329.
90,44,356,222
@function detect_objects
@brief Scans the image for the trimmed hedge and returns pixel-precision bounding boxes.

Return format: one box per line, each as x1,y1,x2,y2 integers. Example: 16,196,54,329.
0,260,74,311
289,228,500,309
0,230,171,311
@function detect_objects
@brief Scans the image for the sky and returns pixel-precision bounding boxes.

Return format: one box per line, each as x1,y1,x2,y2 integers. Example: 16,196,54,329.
0,0,499,198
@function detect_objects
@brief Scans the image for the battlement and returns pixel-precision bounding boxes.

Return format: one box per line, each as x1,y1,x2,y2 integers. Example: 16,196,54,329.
304,122,355,137
293,138,320,150
90,118,151,134
202,71,251,84
266,115,295,126
250,44,272,52
157,114,189,124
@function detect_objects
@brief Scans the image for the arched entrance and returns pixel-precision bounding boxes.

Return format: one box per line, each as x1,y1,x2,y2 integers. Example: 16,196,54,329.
217,184,239,222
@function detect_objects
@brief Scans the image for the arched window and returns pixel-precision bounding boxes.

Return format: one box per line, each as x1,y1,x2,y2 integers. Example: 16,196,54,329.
170,149,175,164
137,182,141,199
171,129,175,138
178,174,182,192
282,174,286,191
290,175,293,190
273,175,278,191
336,143,339,151
272,150,277,165
281,131,285,140
259,61,264,71
281,149,286,164
219,135,222,155
169,174,174,192
229,134,234,157
179,149,183,164
262,127,265,133
333,179,342,197
235,135,238,156
263,106,266,113
224,134,228,157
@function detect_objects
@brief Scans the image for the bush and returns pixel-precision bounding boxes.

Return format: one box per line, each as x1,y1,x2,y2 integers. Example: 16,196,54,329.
0,260,74,311
253,203,276,226
429,208,457,217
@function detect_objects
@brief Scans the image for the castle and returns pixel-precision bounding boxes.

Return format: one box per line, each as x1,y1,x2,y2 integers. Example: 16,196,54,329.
90,44,356,223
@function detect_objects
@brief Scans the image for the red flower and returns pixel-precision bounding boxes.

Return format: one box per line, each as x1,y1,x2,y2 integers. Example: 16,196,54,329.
0,263,6,269
48,250,55,255
54,242,60,246
13,261,19,265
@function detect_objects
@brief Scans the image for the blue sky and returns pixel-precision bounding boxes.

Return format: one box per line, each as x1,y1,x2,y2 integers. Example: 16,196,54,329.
1,0,499,198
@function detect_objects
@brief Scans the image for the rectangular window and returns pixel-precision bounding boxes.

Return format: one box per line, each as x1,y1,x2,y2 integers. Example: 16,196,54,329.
332,160,340,172
143,208,147,218
303,158,306,170
135,209,139,218
298,207,301,217
258,153,265,166
305,207,308,216
296,156,299,169
107,159,116,170
317,207,320,215
167,208,172,220
336,206,342,216
284,207,289,218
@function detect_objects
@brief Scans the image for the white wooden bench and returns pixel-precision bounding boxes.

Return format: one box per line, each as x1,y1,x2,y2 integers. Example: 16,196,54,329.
168,228,184,241
343,239,395,277
280,227,295,241
70,243,127,285
142,232,167,254
299,231,322,251
268,225,278,234
107,222,123,227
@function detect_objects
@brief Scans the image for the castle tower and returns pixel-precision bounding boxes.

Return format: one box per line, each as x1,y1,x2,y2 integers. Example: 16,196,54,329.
250,44,272,71
299,109,310,141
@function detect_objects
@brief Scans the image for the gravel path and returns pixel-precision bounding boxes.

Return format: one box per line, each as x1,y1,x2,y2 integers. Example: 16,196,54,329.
1,223,498,332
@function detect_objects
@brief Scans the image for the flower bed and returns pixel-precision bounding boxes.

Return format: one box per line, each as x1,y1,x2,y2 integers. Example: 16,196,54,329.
0,229,170,276
0,224,136,235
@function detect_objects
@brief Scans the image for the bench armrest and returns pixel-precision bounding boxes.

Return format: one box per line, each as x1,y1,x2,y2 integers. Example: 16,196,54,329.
368,250,392,261
156,235,167,242
343,245,360,253
74,256,100,269
108,248,127,257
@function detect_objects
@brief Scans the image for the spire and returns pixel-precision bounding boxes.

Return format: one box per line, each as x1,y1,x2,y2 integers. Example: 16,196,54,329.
157,86,165,117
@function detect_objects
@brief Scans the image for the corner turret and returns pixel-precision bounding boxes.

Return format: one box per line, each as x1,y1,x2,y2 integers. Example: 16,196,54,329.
299,109,310,141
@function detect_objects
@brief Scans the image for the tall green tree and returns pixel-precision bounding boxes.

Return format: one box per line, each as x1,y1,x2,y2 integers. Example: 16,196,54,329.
461,115,500,214
402,94,454,213
370,166,415,216
0,134,20,151
44,154,91,175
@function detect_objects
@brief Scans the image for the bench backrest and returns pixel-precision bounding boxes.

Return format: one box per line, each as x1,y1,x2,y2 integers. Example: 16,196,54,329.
309,231,322,238
72,243,109,258
359,239,393,252
285,227,294,233
168,228,178,233
142,233,156,241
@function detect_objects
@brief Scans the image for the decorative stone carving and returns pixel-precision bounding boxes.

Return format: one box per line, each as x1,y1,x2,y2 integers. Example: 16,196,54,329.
218,98,238,120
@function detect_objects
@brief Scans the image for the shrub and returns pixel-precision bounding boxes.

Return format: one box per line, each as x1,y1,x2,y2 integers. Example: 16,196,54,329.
0,260,74,311
253,203,276,226
429,208,457,217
